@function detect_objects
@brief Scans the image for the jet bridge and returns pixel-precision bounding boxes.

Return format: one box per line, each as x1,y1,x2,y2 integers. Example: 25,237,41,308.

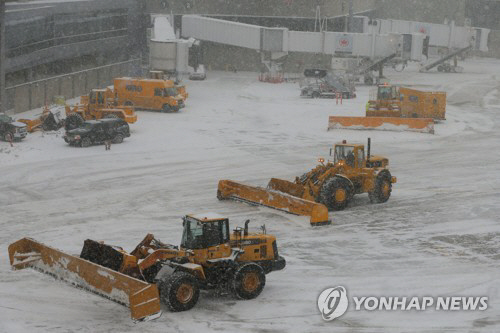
181,15,424,61
357,16,490,52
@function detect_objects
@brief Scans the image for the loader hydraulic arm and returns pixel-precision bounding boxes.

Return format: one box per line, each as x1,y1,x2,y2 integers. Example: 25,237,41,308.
138,248,190,271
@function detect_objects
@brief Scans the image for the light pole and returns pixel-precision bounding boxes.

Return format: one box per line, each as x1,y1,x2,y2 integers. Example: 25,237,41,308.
0,0,6,113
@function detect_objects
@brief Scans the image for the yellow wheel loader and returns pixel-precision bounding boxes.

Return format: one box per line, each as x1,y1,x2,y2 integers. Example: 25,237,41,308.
8,214,285,321
366,83,402,117
267,138,396,210
218,139,396,219
65,89,137,130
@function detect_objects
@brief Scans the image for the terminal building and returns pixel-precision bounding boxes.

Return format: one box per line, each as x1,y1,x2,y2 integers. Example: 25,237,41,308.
0,0,497,113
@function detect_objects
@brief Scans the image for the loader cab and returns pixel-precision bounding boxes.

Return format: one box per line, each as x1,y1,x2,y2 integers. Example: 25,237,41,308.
89,89,107,106
377,84,399,100
331,142,365,168
181,214,230,250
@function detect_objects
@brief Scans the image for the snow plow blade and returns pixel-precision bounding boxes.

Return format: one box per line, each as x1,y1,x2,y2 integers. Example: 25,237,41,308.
217,180,330,226
328,116,434,134
8,238,161,322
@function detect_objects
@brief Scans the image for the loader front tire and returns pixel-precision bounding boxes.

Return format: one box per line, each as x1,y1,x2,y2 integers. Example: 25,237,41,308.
65,113,84,131
369,170,392,204
159,271,199,312
319,177,353,211
231,263,265,300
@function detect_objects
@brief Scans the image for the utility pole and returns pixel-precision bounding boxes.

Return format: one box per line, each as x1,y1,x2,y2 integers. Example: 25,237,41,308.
347,0,353,32
0,0,6,113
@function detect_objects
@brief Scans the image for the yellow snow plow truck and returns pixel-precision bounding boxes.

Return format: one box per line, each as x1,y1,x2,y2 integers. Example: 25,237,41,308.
218,139,396,220
8,214,285,321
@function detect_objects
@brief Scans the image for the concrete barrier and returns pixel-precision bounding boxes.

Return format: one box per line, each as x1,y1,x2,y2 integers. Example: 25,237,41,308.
60,76,74,99
73,72,87,97
14,85,30,113
5,60,140,114
30,82,45,109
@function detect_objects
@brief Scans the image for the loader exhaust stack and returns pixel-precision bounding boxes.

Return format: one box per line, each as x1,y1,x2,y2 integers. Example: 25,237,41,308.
8,238,162,321
367,137,371,164
217,180,331,226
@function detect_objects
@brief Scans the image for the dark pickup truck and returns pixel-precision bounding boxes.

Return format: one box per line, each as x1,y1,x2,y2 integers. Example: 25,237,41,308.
0,113,28,141
64,118,130,147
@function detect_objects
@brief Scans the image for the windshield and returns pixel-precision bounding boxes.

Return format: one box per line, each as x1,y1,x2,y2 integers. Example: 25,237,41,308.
181,217,225,249
166,88,177,97
181,217,205,249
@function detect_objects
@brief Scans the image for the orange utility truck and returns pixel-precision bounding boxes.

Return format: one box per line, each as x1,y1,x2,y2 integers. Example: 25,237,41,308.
366,84,446,120
113,77,187,113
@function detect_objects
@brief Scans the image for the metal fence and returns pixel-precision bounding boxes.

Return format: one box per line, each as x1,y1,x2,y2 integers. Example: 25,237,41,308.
5,59,142,114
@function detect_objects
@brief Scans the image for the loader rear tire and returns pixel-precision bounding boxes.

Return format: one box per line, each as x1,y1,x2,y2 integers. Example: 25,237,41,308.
159,271,200,312
231,263,265,300
369,170,392,204
319,177,353,211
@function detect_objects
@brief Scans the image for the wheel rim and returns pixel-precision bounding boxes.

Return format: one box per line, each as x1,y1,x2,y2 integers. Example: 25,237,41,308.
176,283,194,304
382,181,390,197
334,188,346,203
242,272,259,292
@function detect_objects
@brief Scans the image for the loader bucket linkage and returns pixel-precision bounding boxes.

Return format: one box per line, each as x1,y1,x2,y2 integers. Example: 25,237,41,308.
8,238,162,321
217,180,331,226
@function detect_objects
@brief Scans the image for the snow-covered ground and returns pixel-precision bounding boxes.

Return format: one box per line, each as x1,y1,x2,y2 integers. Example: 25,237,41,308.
1,58,499,332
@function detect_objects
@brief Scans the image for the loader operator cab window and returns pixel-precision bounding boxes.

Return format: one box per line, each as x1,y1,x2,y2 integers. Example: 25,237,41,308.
357,148,364,168
378,86,392,100
181,217,229,249
90,91,105,105
334,145,355,167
